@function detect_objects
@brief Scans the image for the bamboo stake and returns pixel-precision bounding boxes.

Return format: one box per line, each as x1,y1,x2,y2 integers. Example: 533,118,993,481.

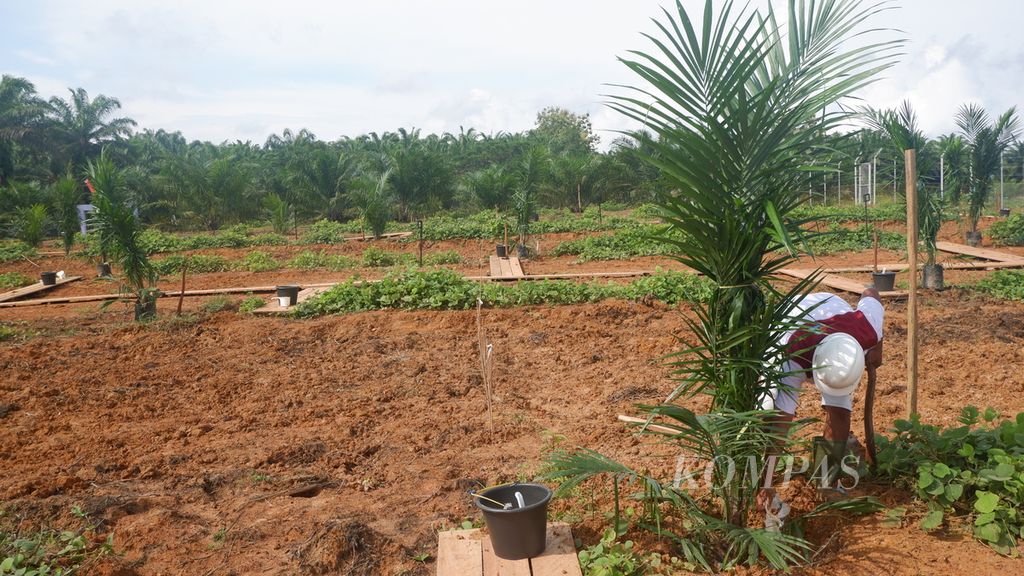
873,229,879,273
905,149,919,417
476,299,494,433
176,267,187,316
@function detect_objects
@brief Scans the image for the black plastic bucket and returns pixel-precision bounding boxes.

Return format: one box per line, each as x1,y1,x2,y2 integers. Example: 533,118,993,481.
40,272,57,286
496,244,507,257
276,285,301,306
872,271,896,292
474,483,551,560
1000,208,1011,217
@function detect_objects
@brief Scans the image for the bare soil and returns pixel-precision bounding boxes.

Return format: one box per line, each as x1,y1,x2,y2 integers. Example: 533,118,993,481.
2,228,1023,575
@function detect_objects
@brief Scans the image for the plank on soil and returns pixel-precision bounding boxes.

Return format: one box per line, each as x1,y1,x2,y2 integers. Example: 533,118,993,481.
0,276,83,303
436,522,582,576
778,269,907,298
251,287,328,315
935,241,1024,263
823,260,1024,274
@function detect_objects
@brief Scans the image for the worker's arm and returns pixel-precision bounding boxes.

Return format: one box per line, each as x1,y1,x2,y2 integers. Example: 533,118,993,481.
860,286,883,368
861,286,881,301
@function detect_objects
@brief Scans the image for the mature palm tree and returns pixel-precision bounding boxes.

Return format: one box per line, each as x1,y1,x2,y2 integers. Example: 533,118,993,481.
954,104,1020,242
48,87,136,170
0,75,50,185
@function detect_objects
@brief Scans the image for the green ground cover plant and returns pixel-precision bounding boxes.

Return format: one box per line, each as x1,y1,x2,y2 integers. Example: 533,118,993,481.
0,272,30,290
875,407,1024,555
292,268,711,317
973,270,1024,301
989,214,1024,246
0,242,35,264
0,506,114,575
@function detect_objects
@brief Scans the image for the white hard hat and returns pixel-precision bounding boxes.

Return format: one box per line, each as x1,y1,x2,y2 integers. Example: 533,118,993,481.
812,333,865,396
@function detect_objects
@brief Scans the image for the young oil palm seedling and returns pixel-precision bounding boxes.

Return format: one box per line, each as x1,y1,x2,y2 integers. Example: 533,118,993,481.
953,104,1020,245
88,161,158,320
544,0,899,570
50,176,82,255
350,169,392,239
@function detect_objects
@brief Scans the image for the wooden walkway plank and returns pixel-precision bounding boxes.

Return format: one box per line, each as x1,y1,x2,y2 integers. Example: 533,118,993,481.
822,260,1024,274
342,231,412,242
437,531,482,576
489,256,504,278
528,523,583,576
481,537,532,576
251,286,327,315
778,269,907,298
936,241,1024,263
0,276,83,303
507,257,526,278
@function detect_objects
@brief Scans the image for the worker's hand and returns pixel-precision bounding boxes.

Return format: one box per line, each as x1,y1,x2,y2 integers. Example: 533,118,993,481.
865,340,883,369
756,487,776,511
862,287,881,301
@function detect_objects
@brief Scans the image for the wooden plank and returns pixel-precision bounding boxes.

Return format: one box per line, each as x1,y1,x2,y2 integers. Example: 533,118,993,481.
529,523,582,576
936,241,1024,263
342,231,412,242
489,256,504,278
507,257,526,278
0,276,83,303
251,287,327,315
822,260,1024,274
466,271,652,282
777,269,907,298
437,530,482,576
481,536,531,576
499,258,514,278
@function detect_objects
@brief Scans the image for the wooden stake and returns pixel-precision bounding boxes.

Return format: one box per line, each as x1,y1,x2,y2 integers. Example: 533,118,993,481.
905,149,919,417
873,229,879,273
176,267,187,317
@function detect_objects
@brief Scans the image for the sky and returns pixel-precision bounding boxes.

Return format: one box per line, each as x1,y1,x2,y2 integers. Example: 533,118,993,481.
2,0,1023,149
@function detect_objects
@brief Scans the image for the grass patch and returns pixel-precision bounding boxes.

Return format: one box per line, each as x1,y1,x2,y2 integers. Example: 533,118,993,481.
238,295,266,313
423,250,462,265
200,295,234,313
236,251,281,272
293,268,712,317
549,225,673,262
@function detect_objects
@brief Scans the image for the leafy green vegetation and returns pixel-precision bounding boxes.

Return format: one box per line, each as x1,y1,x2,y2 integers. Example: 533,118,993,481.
200,296,234,313
973,270,1024,301
550,226,672,261
0,272,30,290
422,250,461,265
876,407,1024,555
293,268,711,317
361,247,412,268
1,506,114,575
0,242,35,264
151,254,232,275
578,529,662,576
989,214,1024,246
236,251,281,272
237,296,266,314
803,224,905,256
0,325,17,342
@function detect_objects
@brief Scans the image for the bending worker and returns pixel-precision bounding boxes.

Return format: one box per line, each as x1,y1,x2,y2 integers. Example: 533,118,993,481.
760,286,884,488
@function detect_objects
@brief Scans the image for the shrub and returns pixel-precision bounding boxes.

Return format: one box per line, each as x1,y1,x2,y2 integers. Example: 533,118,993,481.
288,250,356,271
136,228,187,254
989,213,1024,246
973,270,1024,301
152,254,232,276
17,204,48,248
876,407,1024,555
0,272,31,290
236,251,280,272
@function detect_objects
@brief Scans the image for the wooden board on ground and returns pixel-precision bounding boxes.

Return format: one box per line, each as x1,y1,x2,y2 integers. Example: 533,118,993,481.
436,522,581,576
342,231,412,242
936,241,1024,263
822,260,1024,274
251,286,329,315
488,256,526,280
0,276,83,303
778,268,907,298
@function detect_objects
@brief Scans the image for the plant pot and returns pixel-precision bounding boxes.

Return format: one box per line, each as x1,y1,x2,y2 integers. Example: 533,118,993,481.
922,263,944,290
496,244,507,258
1000,208,1011,217
871,271,896,292
96,262,112,277
516,244,528,259
964,231,982,247
474,483,551,560
40,272,57,286
276,285,301,307
135,294,158,321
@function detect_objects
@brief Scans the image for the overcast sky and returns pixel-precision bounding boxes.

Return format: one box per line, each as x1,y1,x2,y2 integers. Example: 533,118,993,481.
2,1,1022,148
